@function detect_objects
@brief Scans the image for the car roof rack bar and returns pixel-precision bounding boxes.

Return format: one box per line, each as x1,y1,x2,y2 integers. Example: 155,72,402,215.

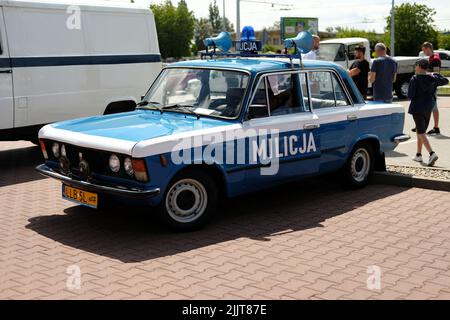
200,51,304,69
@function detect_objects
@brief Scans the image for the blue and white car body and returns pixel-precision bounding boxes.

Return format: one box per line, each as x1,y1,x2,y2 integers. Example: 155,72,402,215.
37,31,409,230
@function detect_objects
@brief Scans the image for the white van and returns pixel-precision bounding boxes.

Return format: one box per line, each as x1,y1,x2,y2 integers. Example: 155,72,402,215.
0,0,161,142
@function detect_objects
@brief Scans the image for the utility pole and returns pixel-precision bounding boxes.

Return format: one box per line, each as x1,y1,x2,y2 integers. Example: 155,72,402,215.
223,0,226,30
391,0,395,56
236,0,241,39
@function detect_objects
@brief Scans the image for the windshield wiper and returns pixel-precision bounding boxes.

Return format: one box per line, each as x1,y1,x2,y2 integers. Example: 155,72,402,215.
162,104,201,119
136,101,163,113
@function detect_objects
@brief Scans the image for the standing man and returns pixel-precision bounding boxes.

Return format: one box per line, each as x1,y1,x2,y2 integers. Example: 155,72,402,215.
369,43,398,103
408,59,448,166
421,42,442,135
349,45,370,99
302,35,320,60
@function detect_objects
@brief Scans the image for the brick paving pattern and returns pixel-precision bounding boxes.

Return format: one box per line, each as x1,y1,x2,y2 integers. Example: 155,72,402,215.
1,141,450,299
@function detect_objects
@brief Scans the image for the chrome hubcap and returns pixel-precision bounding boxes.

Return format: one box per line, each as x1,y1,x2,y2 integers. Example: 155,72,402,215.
351,148,370,183
401,82,409,97
166,179,208,223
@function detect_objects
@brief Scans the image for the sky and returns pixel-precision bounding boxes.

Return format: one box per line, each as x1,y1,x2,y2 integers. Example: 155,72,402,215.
108,0,450,33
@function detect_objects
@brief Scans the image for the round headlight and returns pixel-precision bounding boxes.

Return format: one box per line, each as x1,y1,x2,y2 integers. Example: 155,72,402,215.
79,160,90,180
109,154,120,173
61,144,66,157
59,156,70,174
52,142,60,158
124,157,134,176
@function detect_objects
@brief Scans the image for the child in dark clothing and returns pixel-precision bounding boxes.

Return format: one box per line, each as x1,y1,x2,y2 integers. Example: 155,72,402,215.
408,59,449,166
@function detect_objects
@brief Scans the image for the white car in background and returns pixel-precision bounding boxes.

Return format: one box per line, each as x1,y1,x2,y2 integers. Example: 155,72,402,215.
419,50,450,70
0,0,162,143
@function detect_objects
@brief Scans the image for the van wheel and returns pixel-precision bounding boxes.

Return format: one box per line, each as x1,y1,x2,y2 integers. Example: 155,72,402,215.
395,80,410,100
342,142,374,189
158,169,217,231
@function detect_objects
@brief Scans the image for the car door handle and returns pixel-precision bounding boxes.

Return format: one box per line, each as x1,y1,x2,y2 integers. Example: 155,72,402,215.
0,68,12,74
347,114,358,121
303,123,320,130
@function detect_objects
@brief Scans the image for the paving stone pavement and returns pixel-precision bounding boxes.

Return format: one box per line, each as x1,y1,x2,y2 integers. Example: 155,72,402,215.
1,141,450,300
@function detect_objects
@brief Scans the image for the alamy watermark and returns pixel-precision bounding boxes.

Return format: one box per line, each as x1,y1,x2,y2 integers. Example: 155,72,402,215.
66,5,81,30
66,265,81,290
168,128,317,176
366,265,382,290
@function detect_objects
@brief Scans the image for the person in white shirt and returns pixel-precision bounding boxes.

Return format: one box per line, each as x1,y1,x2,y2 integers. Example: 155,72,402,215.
302,35,320,60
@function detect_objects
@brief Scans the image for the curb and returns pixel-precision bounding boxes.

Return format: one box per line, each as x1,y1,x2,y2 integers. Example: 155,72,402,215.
373,171,450,192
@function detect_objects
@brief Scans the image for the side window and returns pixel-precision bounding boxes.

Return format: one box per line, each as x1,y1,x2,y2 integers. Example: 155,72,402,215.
347,44,358,61
266,73,304,116
335,44,346,62
299,73,310,112
332,74,351,106
309,71,350,109
248,78,270,119
248,73,309,119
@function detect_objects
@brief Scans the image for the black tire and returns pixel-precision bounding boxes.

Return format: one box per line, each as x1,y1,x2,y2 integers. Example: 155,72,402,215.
395,79,410,100
342,142,374,189
157,169,218,232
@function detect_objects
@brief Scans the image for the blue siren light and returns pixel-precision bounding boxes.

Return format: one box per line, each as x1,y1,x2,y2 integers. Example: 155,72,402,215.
203,31,232,53
235,26,261,54
241,26,256,41
284,31,314,54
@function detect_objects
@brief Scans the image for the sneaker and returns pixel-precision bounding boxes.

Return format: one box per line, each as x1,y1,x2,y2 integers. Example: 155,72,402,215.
427,153,439,167
411,128,417,133
427,127,440,135
412,154,423,163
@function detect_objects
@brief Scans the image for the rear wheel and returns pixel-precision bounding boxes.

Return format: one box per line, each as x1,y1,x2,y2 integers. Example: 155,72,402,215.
158,169,217,231
395,79,410,100
342,142,374,189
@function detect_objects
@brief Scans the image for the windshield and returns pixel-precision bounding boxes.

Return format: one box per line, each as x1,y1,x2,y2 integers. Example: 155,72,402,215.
141,68,250,119
317,43,346,62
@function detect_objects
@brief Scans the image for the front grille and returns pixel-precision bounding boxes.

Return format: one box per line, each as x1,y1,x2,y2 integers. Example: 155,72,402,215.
43,140,134,181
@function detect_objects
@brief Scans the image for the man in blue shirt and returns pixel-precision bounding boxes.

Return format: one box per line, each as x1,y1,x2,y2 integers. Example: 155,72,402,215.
370,43,398,103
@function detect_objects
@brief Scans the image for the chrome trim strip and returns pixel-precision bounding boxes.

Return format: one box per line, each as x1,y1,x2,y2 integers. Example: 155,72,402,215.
392,134,411,144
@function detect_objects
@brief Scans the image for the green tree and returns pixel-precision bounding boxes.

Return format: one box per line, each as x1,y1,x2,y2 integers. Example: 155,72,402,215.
176,0,195,56
193,17,214,53
208,0,233,33
439,33,450,50
192,1,234,54
208,0,221,33
150,0,195,59
385,3,438,56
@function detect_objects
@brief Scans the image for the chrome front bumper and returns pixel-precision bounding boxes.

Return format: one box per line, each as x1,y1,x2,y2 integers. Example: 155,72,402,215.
392,134,411,144
35,164,160,199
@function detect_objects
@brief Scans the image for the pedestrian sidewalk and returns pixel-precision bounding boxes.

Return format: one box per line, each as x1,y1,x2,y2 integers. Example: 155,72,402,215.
386,97,450,171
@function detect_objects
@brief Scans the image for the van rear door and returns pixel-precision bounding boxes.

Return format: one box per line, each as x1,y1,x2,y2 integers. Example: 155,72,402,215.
0,7,13,130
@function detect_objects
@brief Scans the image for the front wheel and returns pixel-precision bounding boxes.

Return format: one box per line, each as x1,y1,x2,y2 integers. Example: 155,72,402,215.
158,169,217,231
342,143,374,189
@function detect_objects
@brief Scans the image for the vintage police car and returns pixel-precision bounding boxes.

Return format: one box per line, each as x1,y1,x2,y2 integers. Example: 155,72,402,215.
36,28,409,231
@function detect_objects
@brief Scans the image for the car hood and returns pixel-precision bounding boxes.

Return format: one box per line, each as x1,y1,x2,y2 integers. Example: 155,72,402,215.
39,110,237,156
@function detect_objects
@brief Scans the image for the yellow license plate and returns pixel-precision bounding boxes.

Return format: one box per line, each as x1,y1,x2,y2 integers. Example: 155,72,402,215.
62,185,98,208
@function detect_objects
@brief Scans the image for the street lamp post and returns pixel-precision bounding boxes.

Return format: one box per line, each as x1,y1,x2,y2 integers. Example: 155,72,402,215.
223,0,226,30
236,0,241,39
391,0,395,56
